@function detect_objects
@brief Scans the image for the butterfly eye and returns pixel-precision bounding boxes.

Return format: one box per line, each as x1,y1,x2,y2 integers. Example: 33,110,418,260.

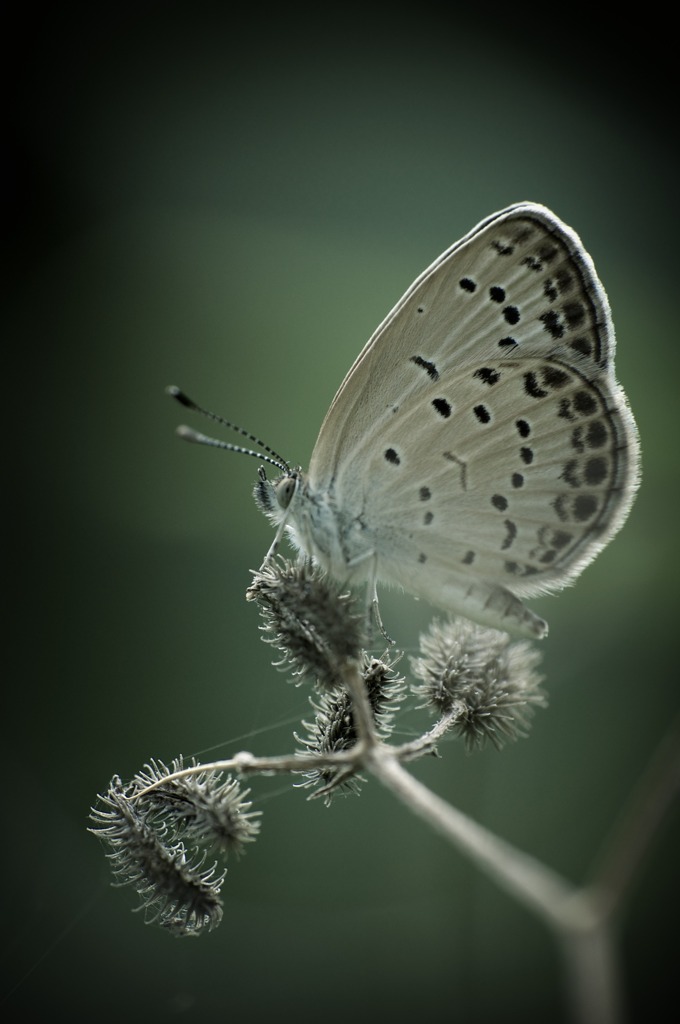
274,475,297,510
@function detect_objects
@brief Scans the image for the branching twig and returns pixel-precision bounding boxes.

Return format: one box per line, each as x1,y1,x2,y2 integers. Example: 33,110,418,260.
90,558,675,1024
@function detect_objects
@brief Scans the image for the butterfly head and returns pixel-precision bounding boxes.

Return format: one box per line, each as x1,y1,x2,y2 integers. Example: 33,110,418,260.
254,466,301,527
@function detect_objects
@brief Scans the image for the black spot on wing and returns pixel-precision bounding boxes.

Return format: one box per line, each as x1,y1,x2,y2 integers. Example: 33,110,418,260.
410,355,439,381
574,494,598,521
501,519,517,550
584,456,608,485
560,460,581,487
474,367,500,386
542,366,571,389
564,301,586,329
432,397,452,418
540,310,564,340
570,337,593,357
586,421,608,448
524,373,549,399
574,391,598,415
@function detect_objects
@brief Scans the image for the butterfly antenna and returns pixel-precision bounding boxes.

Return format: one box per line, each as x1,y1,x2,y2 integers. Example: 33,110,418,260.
166,386,290,472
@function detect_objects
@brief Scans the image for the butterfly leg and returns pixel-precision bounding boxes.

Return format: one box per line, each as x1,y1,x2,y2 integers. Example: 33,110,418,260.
366,563,394,646
259,516,292,570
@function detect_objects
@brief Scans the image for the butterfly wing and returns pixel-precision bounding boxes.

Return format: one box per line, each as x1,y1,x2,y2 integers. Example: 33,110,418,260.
305,203,640,632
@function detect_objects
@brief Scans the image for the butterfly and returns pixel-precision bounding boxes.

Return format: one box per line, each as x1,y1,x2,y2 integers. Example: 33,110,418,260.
169,202,640,639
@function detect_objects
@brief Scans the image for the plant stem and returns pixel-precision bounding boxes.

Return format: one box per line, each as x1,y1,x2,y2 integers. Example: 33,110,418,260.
366,751,623,1024
589,714,680,915
340,658,379,747
559,907,623,1024
367,751,575,925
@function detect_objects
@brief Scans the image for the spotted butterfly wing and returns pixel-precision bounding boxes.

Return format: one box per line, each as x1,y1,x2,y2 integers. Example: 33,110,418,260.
276,203,640,638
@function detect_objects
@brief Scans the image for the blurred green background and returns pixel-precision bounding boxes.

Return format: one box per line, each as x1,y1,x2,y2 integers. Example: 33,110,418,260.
6,4,677,1022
